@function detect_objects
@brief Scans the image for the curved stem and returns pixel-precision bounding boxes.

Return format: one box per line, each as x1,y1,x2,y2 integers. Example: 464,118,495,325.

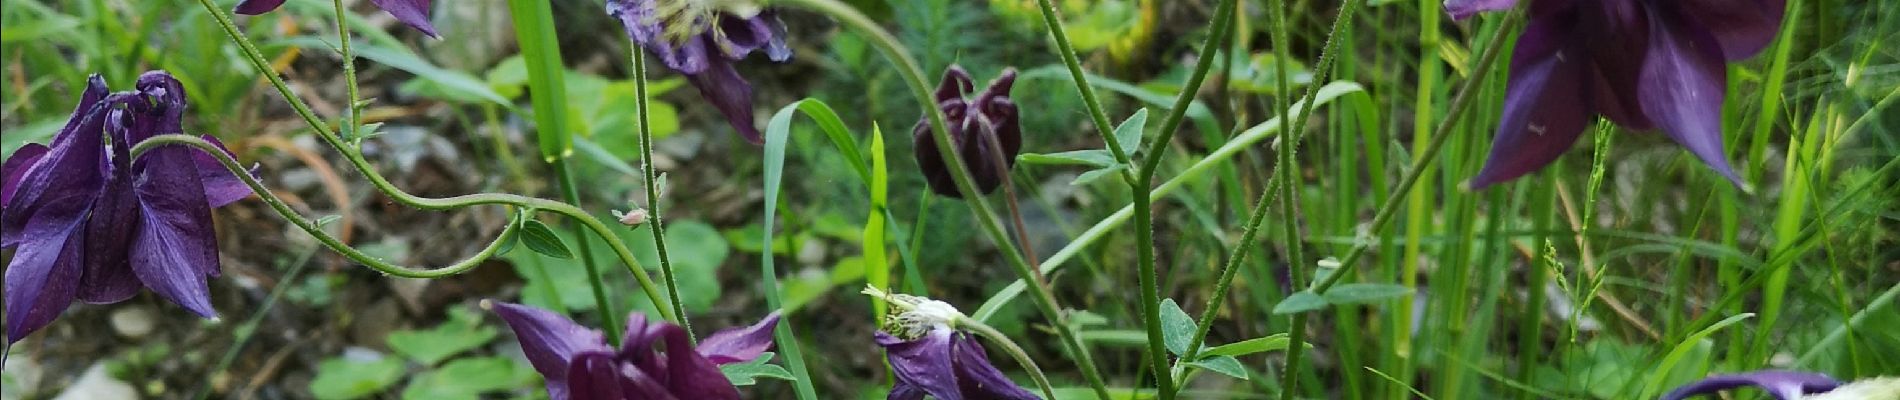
1133,1,1236,398
131,134,519,278
960,320,1058,400
191,0,674,322
1031,0,1135,185
632,47,693,339
778,0,1111,396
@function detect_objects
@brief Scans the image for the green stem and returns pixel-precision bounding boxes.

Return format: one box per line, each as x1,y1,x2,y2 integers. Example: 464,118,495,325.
1031,0,1135,185
1135,2,1237,397
332,0,362,144
191,0,673,325
961,320,1059,400
631,48,694,339
778,0,1111,396
1305,9,1523,294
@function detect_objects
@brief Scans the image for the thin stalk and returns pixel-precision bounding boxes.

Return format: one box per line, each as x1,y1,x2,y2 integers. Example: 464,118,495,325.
1306,9,1524,294
1174,157,1285,368
962,320,1059,400
631,48,693,338
1031,0,1135,185
1136,2,1238,397
190,0,673,324
331,0,362,144
777,0,1112,396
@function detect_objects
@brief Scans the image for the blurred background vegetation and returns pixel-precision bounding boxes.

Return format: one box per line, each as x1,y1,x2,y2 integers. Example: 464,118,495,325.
1,0,1896,399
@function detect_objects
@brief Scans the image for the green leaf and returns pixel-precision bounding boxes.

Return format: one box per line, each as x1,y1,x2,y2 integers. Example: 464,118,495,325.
386,308,498,366
1018,150,1118,167
399,357,538,400
518,218,573,260
626,221,730,313
1159,298,1195,355
720,352,796,386
1113,108,1149,154
1072,164,1128,186
1272,292,1329,315
309,356,406,400
1321,283,1412,305
1204,334,1292,358
1186,355,1249,380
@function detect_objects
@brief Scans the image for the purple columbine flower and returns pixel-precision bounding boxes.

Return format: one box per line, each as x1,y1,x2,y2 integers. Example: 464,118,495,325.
864,287,1040,400
607,0,791,144
2,72,255,343
914,66,1022,198
486,301,780,399
1446,0,1785,187
1661,370,1842,400
234,0,439,38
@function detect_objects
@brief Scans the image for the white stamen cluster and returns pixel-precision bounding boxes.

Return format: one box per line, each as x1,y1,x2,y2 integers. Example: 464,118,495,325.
863,286,965,340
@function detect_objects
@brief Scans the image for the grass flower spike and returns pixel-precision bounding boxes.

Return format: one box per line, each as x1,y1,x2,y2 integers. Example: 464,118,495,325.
2,72,255,343
1447,0,1785,187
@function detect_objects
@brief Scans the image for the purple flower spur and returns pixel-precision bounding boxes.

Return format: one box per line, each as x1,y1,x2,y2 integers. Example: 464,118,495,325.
608,0,792,144
487,301,781,399
234,0,440,38
2,71,255,343
1445,0,1785,187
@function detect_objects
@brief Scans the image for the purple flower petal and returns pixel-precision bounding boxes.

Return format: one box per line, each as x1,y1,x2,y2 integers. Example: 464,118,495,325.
1661,370,1841,400
878,329,963,400
1468,21,1592,188
1638,6,1742,185
1,143,49,209
1676,0,1785,60
950,333,1040,400
696,312,780,365
489,301,612,397
193,135,256,208
935,66,976,104
686,56,763,144
4,76,110,248
232,0,286,15
625,313,740,399
608,0,712,75
78,176,142,304
3,197,90,344
711,14,780,60
368,0,439,38
129,144,222,318
1444,0,1517,21
889,384,929,400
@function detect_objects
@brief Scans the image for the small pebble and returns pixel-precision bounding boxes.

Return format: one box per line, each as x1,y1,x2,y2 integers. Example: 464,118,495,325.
51,363,136,400
110,307,157,340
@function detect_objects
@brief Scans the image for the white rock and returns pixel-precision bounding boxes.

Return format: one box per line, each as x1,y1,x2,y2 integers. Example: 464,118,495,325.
110,307,157,340
2,355,45,400
52,363,137,400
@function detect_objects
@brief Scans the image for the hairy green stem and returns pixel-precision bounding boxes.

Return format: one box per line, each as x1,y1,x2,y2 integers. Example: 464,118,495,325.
778,0,1112,396
1031,0,1135,185
331,0,362,144
1134,2,1237,397
191,0,673,324
631,48,693,338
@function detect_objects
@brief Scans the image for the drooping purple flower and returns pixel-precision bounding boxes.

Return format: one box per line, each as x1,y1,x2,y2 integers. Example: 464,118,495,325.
607,0,792,144
1661,370,1842,400
486,301,780,399
865,287,1040,400
914,66,1022,198
1448,0,1785,188
2,72,256,343
233,0,439,38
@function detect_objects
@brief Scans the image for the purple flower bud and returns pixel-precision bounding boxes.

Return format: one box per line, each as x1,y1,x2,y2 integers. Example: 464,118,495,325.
914,66,1022,198
2,72,256,343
